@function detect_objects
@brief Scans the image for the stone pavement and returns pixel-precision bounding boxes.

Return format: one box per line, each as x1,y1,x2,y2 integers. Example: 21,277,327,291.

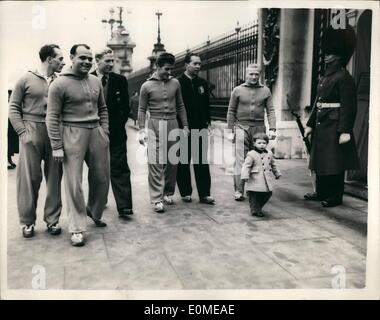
6,124,367,290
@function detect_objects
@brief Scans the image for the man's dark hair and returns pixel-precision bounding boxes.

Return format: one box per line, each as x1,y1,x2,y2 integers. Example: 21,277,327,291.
39,44,60,62
70,44,91,56
184,52,200,64
156,52,175,67
252,132,269,143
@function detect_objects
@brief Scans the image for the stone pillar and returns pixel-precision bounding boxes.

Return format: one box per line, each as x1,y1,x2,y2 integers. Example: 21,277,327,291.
107,25,136,77
272,9,315,159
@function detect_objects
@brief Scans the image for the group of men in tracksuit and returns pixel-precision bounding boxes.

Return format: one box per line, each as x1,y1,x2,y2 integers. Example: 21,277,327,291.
9,24,360,247
9,46,216,247
9,44,133,246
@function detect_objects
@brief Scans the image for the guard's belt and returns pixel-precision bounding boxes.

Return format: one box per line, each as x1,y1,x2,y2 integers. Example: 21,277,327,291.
316,102,341,109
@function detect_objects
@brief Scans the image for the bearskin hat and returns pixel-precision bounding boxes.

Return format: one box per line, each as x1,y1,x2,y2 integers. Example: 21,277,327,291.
323,23,357,66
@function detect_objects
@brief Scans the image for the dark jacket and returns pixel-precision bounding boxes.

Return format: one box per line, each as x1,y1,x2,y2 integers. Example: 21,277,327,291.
92,71,130,145
130,94,139,121
306,65,359,175
177,73,211,129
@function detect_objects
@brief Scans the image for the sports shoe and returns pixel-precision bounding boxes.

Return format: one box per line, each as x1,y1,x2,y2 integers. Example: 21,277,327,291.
154,201,165,213
182,195,192,203
234,191,244,201
200,196,215,205
71,232,85,247
163,195,174,205
22,224,35,238
47,223,62,235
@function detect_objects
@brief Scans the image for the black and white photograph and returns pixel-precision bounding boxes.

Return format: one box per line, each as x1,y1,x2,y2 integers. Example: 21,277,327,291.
1,0,379,299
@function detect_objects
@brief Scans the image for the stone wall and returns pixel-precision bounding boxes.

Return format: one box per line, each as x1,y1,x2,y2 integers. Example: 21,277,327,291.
269,9,315,159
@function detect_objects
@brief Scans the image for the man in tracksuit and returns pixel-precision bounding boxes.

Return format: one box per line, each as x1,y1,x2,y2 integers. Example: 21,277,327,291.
227,64,277,201
47,44,110,246
138,53,189,213
9,44,65,238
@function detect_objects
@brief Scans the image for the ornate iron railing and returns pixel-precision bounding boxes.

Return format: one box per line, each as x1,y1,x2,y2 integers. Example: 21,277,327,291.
127,20,259,120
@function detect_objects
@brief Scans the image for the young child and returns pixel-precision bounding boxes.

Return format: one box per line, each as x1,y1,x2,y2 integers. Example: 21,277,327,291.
241,132,281,217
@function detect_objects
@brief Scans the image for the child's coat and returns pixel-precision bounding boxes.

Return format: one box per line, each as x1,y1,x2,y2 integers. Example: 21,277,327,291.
241,149,281,192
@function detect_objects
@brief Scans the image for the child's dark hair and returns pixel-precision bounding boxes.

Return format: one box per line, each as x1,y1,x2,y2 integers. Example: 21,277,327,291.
252,132,269,143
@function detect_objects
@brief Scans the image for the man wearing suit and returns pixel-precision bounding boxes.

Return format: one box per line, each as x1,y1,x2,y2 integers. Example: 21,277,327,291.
93,48,134,217
176,53,215,204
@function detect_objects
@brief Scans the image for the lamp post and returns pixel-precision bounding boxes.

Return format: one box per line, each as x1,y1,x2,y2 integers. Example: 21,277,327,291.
102,8,118,38
101,7,135,76
156,11,162,45
235,21,241,85
148,10,166,74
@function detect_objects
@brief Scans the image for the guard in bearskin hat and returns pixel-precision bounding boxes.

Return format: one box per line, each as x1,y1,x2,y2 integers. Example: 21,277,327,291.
303,23,360,207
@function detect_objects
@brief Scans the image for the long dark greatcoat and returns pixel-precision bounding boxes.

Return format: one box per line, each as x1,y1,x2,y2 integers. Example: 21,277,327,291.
306,65,359,175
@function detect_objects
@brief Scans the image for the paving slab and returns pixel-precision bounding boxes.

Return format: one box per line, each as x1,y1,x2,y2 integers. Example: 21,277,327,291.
8,232,108,267
103,229,163,262
269,191,368,226
7,262,65,290
6,126,368,290
110,250,184,290
160,227,295,289
309,219,367,250
260,272,366,289
207,218,334,245
64,260,120,290
258,237,366,280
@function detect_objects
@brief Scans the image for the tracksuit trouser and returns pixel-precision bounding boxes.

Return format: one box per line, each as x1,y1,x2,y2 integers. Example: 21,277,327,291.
234,124,266,193
147,118,179,204
17,121,62,226
62,125,110,233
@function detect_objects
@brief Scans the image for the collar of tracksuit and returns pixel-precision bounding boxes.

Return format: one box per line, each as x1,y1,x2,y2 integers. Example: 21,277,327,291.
241,82,264,88
148,73,174,82
61,67,89,80
30,70,57,82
